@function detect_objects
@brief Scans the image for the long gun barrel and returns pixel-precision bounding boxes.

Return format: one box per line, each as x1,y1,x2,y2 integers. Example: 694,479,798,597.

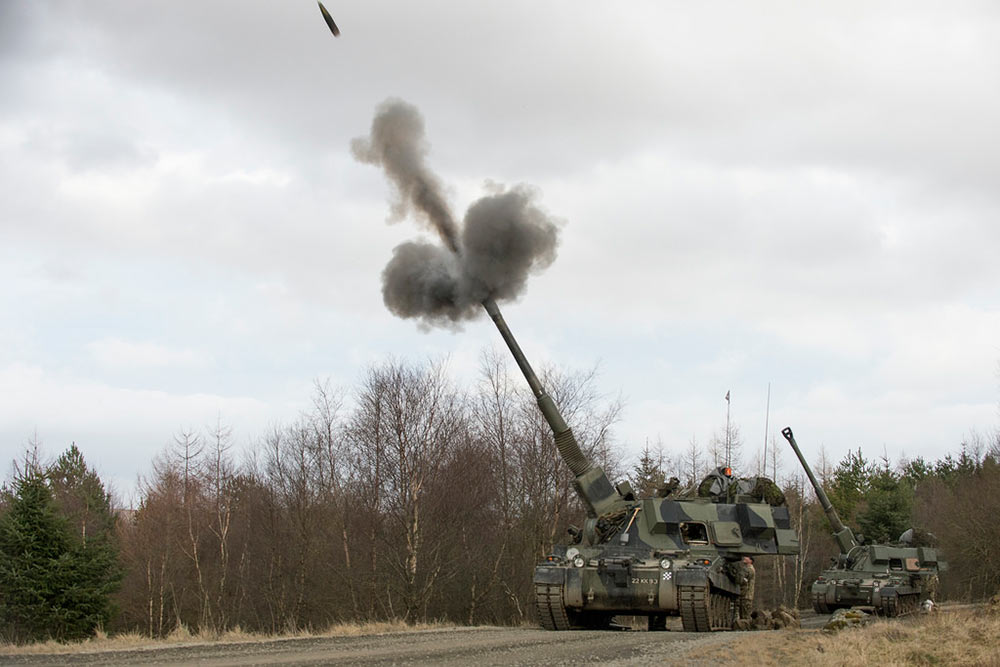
482,298,619,517
781,427,857,553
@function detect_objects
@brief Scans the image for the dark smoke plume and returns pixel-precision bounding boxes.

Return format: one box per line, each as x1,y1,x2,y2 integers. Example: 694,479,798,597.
351,99,460,253
354,99,560,327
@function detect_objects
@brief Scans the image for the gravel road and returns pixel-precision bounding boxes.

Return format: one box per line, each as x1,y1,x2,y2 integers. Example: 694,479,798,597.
1,614,825,667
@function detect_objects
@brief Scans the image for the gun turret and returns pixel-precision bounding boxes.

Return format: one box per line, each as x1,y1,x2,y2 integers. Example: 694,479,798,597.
482,298,619,517
781,426,858,554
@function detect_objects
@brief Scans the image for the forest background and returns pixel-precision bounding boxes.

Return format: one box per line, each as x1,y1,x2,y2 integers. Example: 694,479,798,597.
2,352,997,643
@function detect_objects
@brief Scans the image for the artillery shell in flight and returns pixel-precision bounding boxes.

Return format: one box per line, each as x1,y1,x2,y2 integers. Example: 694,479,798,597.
317,1,340,37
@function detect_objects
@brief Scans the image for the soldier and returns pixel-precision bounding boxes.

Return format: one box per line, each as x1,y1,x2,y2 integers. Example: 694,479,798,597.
738,555,756,620
923,573,939,602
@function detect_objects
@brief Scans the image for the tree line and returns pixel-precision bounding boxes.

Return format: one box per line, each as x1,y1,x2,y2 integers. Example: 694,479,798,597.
2,353,998,642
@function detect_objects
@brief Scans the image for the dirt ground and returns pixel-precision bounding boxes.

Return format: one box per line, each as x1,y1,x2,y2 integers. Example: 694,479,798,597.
0,613,829,666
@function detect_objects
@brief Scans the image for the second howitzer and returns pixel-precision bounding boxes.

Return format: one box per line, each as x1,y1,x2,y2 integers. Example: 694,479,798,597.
483,298,800,631
781,426,944,615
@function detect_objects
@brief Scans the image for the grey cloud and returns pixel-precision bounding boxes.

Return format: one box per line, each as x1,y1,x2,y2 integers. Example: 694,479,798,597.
2,0,999,497
28,128,155,173
5,1,998,193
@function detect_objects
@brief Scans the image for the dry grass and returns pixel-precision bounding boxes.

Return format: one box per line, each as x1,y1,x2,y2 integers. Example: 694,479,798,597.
697,607,1000,666
317,618,449,637
0,619,451,655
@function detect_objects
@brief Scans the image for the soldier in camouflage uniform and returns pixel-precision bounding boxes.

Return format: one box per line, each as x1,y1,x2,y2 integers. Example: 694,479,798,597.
737,555,756,619
923,573,939,602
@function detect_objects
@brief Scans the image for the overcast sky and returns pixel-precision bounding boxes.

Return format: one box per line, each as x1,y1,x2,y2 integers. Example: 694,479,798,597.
2,1,998,501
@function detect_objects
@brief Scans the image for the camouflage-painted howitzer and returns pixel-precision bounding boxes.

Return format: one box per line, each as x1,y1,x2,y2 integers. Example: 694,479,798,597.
483,297,799,631
781,426,944,616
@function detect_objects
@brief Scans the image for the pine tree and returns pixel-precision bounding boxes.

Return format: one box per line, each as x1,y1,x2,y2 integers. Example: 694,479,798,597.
857,463,913,543
0,446,122,643
828,448,874,527
0,459,74,642
48,444,123,636
49,444,118,550
630,442,664,498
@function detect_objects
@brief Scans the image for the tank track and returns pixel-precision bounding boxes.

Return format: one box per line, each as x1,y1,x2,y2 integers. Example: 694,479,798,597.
535,583,573,630
535,584,615,630
880,592,920,617
679,584,735,632
812,593,831,614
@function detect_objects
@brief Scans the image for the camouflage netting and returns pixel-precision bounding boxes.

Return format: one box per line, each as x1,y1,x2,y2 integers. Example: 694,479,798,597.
593,508,630,543
749,478,787,506
733,606,801,631
822,607,872,633
695,474,786,506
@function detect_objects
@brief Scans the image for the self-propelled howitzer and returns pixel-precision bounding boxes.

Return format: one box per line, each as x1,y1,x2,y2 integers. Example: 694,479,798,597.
483,298,800,631
781,426,943,615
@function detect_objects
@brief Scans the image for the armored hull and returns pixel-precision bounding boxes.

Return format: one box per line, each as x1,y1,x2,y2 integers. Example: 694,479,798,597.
534,494,799,631
782,427,944,617
481,297,799,631
810,544,941,616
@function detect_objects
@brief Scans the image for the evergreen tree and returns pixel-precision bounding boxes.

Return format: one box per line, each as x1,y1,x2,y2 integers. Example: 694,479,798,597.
49,444,119,550
0,459,73,642
900,456,932,485
48,444,123,633
828,448,874,527
0,446,122,643
856,463,912,543
630,442,664,498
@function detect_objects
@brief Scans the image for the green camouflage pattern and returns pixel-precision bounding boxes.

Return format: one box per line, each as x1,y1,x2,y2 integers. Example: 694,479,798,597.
809,543,943,615
534,474,799,631
482,297,800,631
782,427,946,616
